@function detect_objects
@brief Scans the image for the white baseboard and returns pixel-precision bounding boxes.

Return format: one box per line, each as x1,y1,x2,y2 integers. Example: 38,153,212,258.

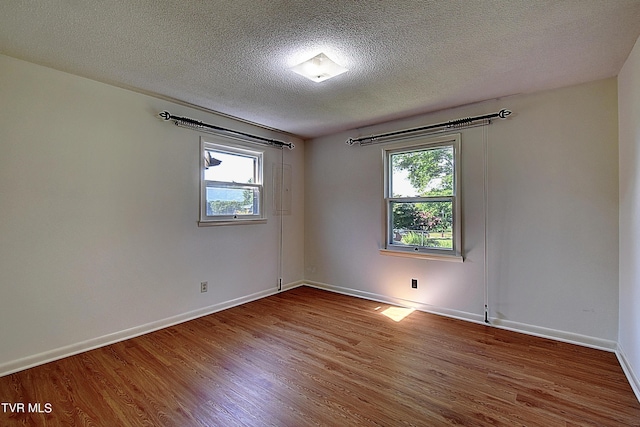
617,344,640,403
302,280,618,352
302,280,486,324
0,284,297,377
281,280,305,291
489,318,617,352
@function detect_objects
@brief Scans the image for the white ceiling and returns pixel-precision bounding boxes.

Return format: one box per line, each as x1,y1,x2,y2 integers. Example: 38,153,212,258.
1,1,640,139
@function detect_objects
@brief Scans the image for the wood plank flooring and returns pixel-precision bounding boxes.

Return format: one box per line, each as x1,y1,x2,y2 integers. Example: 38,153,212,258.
1,286,639,426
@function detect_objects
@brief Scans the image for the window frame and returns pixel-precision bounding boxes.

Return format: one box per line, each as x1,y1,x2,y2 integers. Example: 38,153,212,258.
381,134,463,262
199,137,266,226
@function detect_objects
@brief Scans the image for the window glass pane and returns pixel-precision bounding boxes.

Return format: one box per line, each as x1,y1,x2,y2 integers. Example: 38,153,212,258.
390,201,453,249
206,186,260,216
204,150,256,183
391,146,454,197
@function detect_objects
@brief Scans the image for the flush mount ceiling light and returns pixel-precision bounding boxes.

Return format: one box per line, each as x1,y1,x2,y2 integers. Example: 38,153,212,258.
290,53,348,83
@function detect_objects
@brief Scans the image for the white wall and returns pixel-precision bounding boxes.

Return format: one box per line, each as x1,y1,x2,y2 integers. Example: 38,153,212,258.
0,50,626,378
0,54,305,375
618,35,640,398
305,78,619,348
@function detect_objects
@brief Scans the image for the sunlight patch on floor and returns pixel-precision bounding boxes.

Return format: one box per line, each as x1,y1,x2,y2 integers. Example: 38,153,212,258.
380,306,415,322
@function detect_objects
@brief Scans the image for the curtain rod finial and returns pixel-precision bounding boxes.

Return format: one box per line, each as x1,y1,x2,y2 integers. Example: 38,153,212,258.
498,109,512,119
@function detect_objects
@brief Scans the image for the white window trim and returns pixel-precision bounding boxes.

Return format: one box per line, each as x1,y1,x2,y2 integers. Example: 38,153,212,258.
381,134,463,262
199,137,266,226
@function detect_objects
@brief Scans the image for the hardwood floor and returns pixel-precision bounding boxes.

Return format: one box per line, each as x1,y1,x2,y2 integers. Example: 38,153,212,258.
1,286,639,426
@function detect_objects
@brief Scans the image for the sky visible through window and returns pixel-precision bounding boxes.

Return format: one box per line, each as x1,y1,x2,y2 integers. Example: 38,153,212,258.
392,155,446,197
204,150,255,183
392,168,419,197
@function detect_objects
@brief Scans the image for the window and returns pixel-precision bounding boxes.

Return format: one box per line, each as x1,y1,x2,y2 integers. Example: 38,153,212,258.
200,138,265,225
382,134,462,261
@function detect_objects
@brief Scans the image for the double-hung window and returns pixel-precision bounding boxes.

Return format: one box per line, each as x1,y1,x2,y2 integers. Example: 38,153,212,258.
383,134,462,261
200,138,265,225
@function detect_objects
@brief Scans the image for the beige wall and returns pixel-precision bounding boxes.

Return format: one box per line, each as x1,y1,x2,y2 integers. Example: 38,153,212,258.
618,35,640,398
305,78,619,348
0,54,305,375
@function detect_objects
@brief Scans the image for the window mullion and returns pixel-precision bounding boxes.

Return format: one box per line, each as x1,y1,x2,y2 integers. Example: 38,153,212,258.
388,196,452,203
204,180,262,189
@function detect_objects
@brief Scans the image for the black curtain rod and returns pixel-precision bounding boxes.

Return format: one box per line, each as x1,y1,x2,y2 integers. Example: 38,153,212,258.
346,109,512,146
158,111,294,149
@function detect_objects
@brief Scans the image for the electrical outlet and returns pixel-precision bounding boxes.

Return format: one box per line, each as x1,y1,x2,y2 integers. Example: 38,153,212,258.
200,281,208,293
411,279,418,289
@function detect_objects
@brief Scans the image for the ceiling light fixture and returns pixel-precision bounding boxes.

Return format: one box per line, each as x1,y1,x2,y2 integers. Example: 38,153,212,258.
290,53,348,83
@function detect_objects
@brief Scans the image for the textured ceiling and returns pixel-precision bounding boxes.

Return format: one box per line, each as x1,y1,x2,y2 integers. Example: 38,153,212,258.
1,1,640,139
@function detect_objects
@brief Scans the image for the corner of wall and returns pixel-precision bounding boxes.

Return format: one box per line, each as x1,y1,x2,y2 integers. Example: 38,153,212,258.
617,344,640,403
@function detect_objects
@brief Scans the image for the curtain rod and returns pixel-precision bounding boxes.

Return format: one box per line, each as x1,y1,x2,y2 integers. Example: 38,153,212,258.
158,111,295,149
346,109,512,146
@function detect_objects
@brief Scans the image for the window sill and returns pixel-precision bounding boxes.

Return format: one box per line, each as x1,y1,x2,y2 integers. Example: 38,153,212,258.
379,248,464,263
198,219,267,227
